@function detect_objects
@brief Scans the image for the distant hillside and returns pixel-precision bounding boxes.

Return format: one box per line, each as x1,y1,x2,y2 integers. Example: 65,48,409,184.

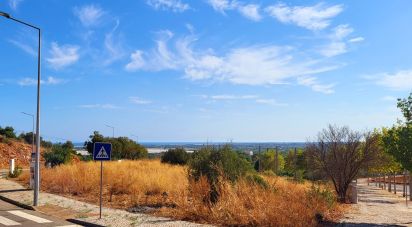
0,136,33,168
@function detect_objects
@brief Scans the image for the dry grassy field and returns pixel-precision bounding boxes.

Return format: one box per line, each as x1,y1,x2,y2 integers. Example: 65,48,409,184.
19,160,342,226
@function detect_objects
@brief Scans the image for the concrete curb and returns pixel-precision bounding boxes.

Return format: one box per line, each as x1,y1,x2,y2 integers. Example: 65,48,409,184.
66,219,105,227
0,194,35,210
0,194,103,227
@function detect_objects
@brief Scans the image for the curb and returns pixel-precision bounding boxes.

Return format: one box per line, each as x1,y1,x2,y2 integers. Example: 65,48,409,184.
67,219,105,227
0,194,35,210
0,194,103,227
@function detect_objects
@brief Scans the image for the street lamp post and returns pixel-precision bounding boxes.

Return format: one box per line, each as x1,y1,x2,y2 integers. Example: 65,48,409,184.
105,124,115,138
1,11,41,206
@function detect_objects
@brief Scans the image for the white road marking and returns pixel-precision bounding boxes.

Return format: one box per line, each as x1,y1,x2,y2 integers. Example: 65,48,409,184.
0,215,21,226
7,210,52,223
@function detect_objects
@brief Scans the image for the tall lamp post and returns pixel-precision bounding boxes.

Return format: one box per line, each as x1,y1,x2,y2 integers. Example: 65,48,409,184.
105,124,115,138
131,134,138,143
1,11,41,206
21,112,35,189
21,112,35,153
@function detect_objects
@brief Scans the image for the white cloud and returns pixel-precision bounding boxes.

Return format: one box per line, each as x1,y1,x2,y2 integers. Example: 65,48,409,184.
374,70,412,90
349,37,365,43
206,0,262,21
297,76,335,94
238,4,262,21
8,0,23,11
46,42,80,69
146,0,190,12
18,76,65,86
319,24,355,57
102,19,126,65
74,5,104,27
8,39,36,56
265,3,343,30
202,94,258,100
126,32,338,92
207,0,233,13
129,97,152,105
78,104,119,109
255,99,287,106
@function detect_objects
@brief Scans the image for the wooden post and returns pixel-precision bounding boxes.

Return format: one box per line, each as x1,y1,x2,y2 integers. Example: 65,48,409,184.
388,172,392,192
394,172,397,194
383,174,386,190
403,170,406,197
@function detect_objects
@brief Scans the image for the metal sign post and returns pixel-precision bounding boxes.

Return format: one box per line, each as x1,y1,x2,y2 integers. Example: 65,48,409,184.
93,142,112,219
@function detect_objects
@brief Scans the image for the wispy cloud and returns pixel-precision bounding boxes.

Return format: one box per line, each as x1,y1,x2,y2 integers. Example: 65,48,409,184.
297,76,335,94
126,31,338,92
319,24,362,57
18,76,65,86
255,99,287,106
78,104,120,109
146,0,190,12
7,39,36,56
129,97,152,104
102,19,127,65
201,94,258,100
74,5,105,27
8,0,23,11
206,0,262,21
265,2,343,31
371,70,412,90
349,37,365,43
46,42,80,69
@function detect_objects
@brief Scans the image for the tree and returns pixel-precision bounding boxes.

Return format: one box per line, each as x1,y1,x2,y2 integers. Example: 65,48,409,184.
189,145,252,203
43,143,76,167
161,148,190,165
0,126,16,138
306,125,381,202
381,93,412,171
84,131,147,160
259,149,284,174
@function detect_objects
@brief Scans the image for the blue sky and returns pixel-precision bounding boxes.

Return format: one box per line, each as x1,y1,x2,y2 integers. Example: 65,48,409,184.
0,0,411,142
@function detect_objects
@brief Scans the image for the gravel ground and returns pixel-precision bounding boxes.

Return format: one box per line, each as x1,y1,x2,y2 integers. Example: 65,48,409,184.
340,178,412,226
0,179,212,227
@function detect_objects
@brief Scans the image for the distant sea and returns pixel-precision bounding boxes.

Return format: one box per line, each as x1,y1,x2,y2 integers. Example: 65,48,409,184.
74,142,305,154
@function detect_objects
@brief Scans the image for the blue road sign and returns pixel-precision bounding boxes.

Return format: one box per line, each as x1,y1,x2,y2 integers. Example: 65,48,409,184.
93,142,112,161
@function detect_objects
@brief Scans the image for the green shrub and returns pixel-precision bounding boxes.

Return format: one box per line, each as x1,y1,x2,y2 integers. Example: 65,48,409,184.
161,148,190,165
307,185,336,209
246,174,269,189
0,126,16,139
8,166,23,178
189,145,252,203
43,144,74,167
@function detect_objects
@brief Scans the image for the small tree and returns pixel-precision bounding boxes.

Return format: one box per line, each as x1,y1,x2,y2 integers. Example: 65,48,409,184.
306,125,380,202
161,148,190,165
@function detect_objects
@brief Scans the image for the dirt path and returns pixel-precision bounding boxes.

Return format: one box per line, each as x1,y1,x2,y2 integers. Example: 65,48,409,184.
340,179,412,226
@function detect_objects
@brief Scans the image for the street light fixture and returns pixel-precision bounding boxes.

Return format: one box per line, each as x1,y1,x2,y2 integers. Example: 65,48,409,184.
105,124,115,138
1,11,41,206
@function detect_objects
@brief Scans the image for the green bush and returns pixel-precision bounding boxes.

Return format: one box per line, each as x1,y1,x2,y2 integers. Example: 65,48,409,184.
189,145,252,203
161,148,190,165
246,174,269,189
307,185,336,209
84,131,148,160
0,126,16,139
43,143,75,167
8,166,23,178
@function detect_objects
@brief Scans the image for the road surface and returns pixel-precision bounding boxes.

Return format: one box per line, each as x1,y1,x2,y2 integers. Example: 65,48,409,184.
0,199,78,227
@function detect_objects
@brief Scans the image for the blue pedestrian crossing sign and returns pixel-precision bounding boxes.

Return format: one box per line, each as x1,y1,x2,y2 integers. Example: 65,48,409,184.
93,142,112,161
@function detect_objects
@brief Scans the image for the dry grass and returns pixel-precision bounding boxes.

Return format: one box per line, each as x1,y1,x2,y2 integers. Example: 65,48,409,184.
19,160,342,226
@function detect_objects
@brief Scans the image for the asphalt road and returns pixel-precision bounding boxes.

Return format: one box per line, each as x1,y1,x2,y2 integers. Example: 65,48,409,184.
0,199,79,227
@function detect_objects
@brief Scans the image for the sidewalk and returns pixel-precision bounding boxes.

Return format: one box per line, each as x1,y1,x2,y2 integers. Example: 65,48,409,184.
340,179,412,226
0,178,210,227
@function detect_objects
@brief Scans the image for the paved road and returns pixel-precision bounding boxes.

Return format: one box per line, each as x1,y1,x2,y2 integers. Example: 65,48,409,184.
0,199,79,227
